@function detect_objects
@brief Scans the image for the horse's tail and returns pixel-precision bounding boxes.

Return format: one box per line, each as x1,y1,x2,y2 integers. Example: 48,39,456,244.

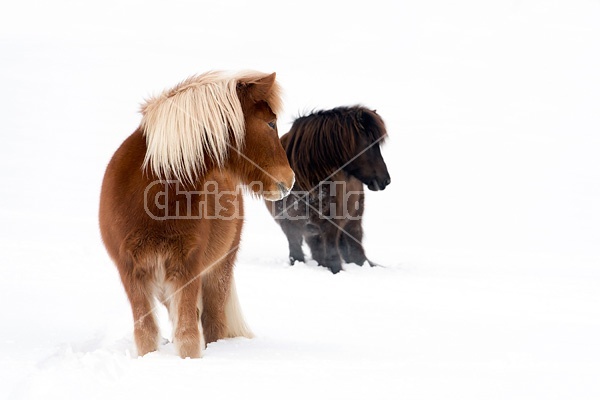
225,276,254,339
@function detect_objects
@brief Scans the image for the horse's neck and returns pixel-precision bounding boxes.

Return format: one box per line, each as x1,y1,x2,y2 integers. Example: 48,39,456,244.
192,168,237,191
310,171,362,200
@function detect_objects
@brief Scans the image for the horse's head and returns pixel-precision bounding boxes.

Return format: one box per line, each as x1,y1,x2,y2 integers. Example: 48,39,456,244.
343,109,391,191
231,72,295,201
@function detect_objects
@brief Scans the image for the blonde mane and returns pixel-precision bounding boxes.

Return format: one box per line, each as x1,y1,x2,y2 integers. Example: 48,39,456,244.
140,70,282,183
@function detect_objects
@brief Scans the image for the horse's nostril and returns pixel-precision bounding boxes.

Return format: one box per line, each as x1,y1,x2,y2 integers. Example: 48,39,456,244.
277,182,291,196
384,177,391,186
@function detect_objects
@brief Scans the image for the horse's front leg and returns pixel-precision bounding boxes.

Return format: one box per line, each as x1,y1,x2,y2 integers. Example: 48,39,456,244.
280,219,305,264
306,221,343,274
338,219,369,266
270,193,307,264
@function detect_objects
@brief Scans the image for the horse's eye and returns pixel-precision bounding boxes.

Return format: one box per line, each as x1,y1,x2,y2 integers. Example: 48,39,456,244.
267,121,276,130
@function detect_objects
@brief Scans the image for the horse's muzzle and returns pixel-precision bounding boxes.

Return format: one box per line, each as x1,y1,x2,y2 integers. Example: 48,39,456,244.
264,181,293,201
367,176,391,191
277,182,292,198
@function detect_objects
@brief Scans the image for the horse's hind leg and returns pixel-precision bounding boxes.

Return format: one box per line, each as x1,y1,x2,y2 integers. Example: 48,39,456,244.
120,261,160,357
168,275,203,358
201,250,253,344
200,262,229,344
159,249,205,358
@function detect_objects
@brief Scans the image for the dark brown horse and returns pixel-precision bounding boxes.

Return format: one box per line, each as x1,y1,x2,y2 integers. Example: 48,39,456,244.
267,106,390,274
99,71,295,358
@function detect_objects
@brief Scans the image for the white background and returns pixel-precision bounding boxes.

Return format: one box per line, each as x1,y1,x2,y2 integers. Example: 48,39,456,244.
1,1,599,399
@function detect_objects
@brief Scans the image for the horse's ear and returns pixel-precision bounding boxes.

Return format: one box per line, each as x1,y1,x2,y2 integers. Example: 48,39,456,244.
246,72,276,103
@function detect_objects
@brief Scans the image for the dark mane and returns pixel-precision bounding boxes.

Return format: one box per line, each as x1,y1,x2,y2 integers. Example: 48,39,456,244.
282,105,387,190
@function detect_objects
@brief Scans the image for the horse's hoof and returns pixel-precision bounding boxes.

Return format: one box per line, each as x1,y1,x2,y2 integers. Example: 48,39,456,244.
289,256,304,265
368,260,386,268
328,264,343,274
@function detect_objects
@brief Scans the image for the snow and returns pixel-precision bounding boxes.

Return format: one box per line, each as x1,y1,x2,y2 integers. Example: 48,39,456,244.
1,0,599,398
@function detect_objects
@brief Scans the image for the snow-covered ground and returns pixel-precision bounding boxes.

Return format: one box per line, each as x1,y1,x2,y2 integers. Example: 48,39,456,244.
1,1,599,398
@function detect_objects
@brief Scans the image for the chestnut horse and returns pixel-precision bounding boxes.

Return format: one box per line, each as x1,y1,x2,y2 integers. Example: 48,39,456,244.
267,106,390,274
99,71,294,358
